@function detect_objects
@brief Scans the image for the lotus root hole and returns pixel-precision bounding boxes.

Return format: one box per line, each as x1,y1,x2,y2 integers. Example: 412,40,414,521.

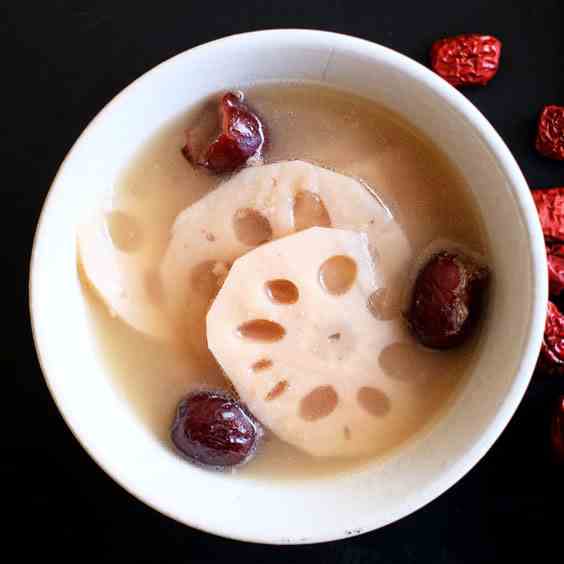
299,386,339,421
319,255,358,296
368,288,400,321
357,387,391,417
265,279,299,304
237,319,286,342
343,426,351,440
265,380,288,401
379,342,434,381
251,358,273,372
190,260,230,300
293,190,331,231
106,211,143,252
328,332,341,341
233,208,273,246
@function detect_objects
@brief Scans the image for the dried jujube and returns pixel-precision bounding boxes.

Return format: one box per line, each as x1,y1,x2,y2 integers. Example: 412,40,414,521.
551,396,564,464
182,91,266,174
547,243,564,296
407,252,489,349
538,301,564,376
532,187,564,242
535,105,564,161
171,390,262,469
531,188,564,372
430,34,502,87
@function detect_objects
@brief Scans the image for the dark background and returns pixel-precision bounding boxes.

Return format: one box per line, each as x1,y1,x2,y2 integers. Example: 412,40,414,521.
4,0,563,561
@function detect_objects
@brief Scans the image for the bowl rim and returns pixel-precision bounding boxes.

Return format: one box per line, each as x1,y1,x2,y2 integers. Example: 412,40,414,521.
29,28,548,544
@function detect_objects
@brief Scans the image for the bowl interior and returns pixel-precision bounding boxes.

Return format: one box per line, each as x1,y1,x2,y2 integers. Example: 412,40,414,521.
31,30,547,543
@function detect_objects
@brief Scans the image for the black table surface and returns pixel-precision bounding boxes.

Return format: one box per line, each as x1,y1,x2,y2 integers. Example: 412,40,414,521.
5,0,563,561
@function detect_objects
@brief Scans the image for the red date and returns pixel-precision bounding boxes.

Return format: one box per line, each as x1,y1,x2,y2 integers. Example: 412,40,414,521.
547,243,564,296
182,92,266,174
407,252,489,349
535,105,564,160
430,34,502,87
551,396,564,463
532,187,564,242
538,301,564,375
171,390,262,469
532,188,564,374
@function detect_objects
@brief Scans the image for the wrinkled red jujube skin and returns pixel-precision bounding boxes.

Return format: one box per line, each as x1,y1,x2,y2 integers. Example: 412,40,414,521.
531,188,564,373
547,243,564,296
538,301,564,376
532,187,564,241
535,105,564,160
171,390,262,469
430,34,502,87
182,92,265,174
552,397,564,464
407,252,489,349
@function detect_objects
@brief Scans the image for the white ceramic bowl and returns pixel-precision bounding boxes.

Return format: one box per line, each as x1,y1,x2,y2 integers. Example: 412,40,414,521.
30,30,547,544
